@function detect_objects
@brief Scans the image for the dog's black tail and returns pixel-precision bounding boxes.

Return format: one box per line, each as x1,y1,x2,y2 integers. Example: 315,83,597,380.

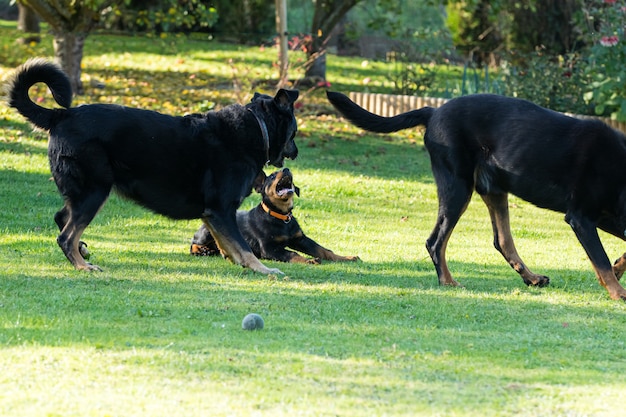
6,58,72,130
326,91,434,133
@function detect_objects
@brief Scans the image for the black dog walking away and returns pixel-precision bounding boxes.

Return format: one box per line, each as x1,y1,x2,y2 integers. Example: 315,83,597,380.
6,58,299,274
327,91,626,301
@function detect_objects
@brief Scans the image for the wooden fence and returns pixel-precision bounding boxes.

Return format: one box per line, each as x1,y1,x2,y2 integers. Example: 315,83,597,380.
347,92,626,135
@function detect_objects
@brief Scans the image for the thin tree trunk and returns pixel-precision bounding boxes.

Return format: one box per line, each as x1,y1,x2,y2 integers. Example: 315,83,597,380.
275,0,289,87
17,3,40,44
53,31,87,95
305,0,359,80
20,0,97,95
305,46,327,79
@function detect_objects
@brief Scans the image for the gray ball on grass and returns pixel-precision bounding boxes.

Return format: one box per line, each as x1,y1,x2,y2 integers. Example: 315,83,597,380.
242,313,264,330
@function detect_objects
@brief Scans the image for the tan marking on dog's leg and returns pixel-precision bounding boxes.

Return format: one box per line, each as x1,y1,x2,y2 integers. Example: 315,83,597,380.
436,239,461,286
190,244,213,256
289,254,320,264
613,253,626,280
592,265,626,301
59,223,101,271
425,227,461,286
426,218,463,287
425,220,462,287
330,254,360,262
316,248,360,262
481,194,549,287
425,178,472,288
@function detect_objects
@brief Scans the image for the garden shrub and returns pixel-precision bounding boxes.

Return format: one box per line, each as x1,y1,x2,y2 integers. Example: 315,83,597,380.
499,50,592,115
578,0,626,121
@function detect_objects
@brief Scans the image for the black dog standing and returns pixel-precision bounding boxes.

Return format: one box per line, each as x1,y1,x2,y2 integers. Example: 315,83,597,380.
6,58,299,274
191,168,360,264
327,90,626,301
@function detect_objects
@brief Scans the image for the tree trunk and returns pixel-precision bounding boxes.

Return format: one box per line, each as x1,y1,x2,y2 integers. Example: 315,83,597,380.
305,0,360,80
275,0,289,87
17,3,40,43
17,3,39,32
20,0,98,95
53,31,87,95
305,44,327,79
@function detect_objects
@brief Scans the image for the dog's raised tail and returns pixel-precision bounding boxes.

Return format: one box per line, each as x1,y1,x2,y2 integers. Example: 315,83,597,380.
326,91,433,133
6,58,72,130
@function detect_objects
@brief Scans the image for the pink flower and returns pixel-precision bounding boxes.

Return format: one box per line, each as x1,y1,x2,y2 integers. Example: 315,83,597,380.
604,0,616,4
600,35,619,47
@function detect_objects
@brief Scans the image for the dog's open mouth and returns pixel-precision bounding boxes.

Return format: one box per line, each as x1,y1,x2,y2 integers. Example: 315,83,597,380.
275,177,295,197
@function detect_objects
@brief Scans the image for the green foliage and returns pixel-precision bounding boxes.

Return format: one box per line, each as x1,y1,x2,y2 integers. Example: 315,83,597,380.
446,0,512,61
499,51,592,115
100,0,218,33
447,0,583,60
210,0,275,43
19,0,105,32
343,0,453,96
389,60,438,95
579,0,626,121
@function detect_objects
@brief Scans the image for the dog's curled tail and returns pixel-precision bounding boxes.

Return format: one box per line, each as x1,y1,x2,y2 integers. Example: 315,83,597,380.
326,91,434,133
6,58,72,130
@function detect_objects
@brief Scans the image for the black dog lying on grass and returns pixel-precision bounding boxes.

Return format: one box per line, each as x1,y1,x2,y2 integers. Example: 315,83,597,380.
191,168,360,264
327,90,626,301
6,58,299,275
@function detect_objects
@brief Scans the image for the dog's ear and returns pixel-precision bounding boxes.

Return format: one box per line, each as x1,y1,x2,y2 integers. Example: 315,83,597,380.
274,89,299,109
294,185,300,197
253,171,266,194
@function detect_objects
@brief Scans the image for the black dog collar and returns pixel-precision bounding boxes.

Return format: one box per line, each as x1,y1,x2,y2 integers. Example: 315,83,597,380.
261,201,292,223
247,108,270,166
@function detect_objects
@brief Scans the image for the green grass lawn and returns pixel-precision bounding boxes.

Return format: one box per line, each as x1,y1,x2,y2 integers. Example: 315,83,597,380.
1,22,626,416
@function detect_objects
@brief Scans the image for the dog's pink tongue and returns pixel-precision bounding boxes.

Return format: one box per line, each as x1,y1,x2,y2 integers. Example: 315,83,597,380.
277,187,294,196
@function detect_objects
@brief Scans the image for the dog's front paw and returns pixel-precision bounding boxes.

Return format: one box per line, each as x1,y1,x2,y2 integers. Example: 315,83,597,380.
77,263,102,272
523,274,550,287
264,267,284,275
306,258,321,265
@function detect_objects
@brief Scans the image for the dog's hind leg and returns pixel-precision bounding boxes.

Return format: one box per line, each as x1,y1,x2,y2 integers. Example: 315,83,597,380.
425,175,473,287
566,212,626,300
56,190,109,271
202,209,283,275
55,204,90,259
480,193,550,287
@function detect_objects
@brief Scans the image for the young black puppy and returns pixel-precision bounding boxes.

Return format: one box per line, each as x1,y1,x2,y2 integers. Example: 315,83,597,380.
191,168,359,264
